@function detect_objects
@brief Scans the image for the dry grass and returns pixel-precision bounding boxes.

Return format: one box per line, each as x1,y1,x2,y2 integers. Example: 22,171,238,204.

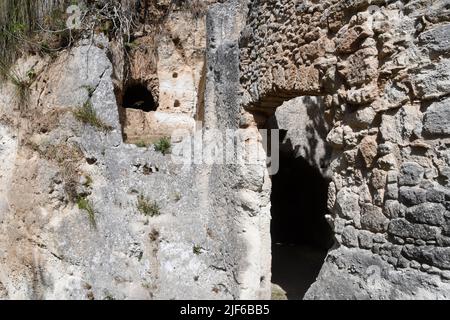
73,100,113,132
137,194,161,217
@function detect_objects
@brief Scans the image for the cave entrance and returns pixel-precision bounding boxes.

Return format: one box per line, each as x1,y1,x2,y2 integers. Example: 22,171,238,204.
266,97,334,300
122,84,157,112
117,83,159,145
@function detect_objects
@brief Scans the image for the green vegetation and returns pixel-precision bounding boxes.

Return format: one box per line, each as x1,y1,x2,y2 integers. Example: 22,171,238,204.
0,0,73,75
137,194,161,217
83,175,93,188
154,137,171,155
193,245,202,255
81,85,96,97
135,140,149,148
172,192,181,202
73,100,113,132
77,196,96,228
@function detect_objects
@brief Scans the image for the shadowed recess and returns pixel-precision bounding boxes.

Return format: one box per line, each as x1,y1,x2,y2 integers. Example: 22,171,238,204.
271,133,333,300
122,84,157,112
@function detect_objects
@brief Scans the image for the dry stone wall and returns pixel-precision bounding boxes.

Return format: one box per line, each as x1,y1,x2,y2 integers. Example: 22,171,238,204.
239,0,450,298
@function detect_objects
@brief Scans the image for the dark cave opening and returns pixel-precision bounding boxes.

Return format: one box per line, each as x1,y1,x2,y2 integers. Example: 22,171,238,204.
270,131,334,300
122,84,157,112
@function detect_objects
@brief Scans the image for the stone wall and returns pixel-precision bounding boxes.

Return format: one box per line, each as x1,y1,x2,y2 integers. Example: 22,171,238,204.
239,0,450,298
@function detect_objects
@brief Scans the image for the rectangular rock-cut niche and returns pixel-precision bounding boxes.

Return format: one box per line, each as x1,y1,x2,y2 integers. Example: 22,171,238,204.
118,83,195,145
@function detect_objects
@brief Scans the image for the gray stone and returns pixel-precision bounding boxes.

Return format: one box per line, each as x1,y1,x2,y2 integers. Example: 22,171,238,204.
399,187,427,206
335,187,360,219
385,183,399,200
358,230,373,249
411,59,450,100
423,97,450,136
386,170,399,184
419,24,450,55
399,162,424,186
342,226,359,247
405,203,446,226
426,188,446,203
402,246,450,270
388,219,438,241
360,204,389,233
384,200,405,219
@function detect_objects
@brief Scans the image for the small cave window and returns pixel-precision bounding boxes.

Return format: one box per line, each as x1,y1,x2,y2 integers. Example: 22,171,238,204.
122,84,157,112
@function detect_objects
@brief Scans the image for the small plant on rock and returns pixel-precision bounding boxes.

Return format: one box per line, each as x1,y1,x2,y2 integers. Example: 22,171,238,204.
77,196,96,228
137,194,161,217
154,137,171,155
73,100,113,132
135,140,148,148
193,245,202,255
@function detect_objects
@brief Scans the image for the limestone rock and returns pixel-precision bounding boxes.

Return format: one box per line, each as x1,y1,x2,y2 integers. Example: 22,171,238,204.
402,246,450,270
423,97,450,136
335,187,360,220
405,203,446,226
411,59,450,100
399,187,427,206
359,135,378,168
419,24,450,55
399,162,424,186
360,204,388,233
388,219,438,241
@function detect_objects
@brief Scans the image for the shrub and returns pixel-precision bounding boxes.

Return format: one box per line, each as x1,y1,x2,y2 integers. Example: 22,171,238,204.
73,100,113,132
154,137,171,155
137,194,161,217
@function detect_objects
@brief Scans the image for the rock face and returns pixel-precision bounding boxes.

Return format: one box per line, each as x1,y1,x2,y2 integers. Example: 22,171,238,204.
0,0,450,300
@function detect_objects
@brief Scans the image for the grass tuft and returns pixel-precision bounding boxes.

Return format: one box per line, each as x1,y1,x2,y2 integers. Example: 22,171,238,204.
137,194,161,217
77,196,96,228
73,100,113,132
193,245,202,255
154,137,171,155
135,140,149,148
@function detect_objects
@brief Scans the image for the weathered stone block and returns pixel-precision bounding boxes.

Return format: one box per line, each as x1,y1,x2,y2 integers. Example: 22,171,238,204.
335,187,360,219
411,59,450,99
423,97,450,136
360,204,389,233
399,162,424,186
371,168,387,189
399,186,427,206
342,226,359,247
336,24,374,54
359,135,378,168
419,24,450,55
326,127,344,149
377,154,398,170
426,188,446,203
384,200,405,219
405,203,446,226
386,170,398,184
402,246,450,270
388,219,438,241
358,230,373,249
385,183,399,200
